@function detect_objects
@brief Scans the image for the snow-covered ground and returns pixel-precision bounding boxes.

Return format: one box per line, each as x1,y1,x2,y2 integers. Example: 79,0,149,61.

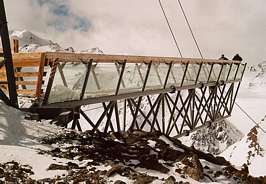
1,30,266,182
0,101,68,179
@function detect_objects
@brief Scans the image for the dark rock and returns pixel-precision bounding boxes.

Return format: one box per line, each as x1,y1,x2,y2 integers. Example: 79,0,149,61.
203,165,210,170
47,164,68,170
175,168,182,174
67,162,79,169
164,176,176,184
106,164,122,177
133,173,157,184
138,155,169,173
114,180,126,184
181,154,203,181
214,170,223,178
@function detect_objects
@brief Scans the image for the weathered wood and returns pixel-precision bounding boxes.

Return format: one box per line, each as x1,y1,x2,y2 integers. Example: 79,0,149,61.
35,53,46,97
0,53,45,97
4,52,242,65
15,72,39,78
16,80,38,86
0,39,19,53
17,89,36,96
12,52,42,59
0,72,39,77
44,52,241,65
4,51,242,70
12,39,19,53
13,60,41,67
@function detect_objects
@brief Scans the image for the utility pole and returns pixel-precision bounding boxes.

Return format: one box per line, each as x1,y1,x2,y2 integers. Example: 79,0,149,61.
0,0,18,107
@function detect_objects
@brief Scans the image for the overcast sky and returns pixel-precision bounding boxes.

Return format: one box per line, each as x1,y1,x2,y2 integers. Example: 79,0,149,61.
4,0,266,64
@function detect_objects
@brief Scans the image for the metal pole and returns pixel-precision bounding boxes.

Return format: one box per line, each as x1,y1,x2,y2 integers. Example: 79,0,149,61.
0,0,18,107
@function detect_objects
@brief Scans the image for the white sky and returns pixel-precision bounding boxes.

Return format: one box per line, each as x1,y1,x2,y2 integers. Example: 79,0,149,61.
4,0,266,64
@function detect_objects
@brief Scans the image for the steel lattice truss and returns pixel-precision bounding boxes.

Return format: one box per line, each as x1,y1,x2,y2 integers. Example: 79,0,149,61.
37,55,246,137
73,83,241,137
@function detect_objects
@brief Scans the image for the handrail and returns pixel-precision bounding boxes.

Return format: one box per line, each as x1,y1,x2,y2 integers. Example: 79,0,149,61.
43,52,241,65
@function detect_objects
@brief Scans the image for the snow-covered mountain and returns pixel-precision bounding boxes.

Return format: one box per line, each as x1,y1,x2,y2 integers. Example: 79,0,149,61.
10,30,62,52
9,30,104,54
248,61,266,87
10,30,51,46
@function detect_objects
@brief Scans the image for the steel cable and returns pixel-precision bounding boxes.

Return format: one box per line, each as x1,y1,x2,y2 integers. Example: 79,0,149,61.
158,0,183,57
176,0,203,59
235,101,266,133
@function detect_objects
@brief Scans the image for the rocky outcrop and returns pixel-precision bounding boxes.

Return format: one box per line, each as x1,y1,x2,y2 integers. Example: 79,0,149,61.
181,120,243,154
181,154,203,181
37,130,266,183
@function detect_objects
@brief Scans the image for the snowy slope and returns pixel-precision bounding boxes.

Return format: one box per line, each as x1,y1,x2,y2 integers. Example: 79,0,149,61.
221,61,266,177
221,123,266,177
0,101,69,179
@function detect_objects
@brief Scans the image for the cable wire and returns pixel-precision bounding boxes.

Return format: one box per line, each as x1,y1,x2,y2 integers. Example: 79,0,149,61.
158,0,183,57
235,101,266,133
176,0,204,59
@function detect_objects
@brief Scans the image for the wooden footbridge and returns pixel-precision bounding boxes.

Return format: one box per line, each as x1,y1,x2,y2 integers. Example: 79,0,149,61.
0,0,246,137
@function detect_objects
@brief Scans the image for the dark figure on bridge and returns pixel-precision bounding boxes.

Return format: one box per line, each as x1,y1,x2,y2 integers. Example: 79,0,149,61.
219,54,228,60
232,54,243,62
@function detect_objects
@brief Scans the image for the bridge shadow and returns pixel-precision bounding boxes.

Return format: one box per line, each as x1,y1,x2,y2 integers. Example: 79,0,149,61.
0,102,40,147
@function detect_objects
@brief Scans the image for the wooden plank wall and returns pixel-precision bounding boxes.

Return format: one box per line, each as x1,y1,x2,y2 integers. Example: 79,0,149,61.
0,52,46,97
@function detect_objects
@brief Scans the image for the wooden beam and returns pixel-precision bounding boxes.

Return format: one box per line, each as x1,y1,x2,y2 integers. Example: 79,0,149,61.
15,72,39,78
44,52,242,65
35,53,46,97
0,72,39,78
13,60,41,67
16,80,38,86
12,39,19,53
12,52,43,59
17,89,36,96
5,52,242,66
0,39,19,53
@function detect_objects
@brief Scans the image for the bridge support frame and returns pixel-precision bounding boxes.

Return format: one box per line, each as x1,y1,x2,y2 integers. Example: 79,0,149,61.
39,56,246,137
64,80,244,137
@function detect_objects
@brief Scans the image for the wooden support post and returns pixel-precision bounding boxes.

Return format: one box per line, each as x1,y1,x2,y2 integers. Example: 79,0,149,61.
12,39,19,53
35,53,45,97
